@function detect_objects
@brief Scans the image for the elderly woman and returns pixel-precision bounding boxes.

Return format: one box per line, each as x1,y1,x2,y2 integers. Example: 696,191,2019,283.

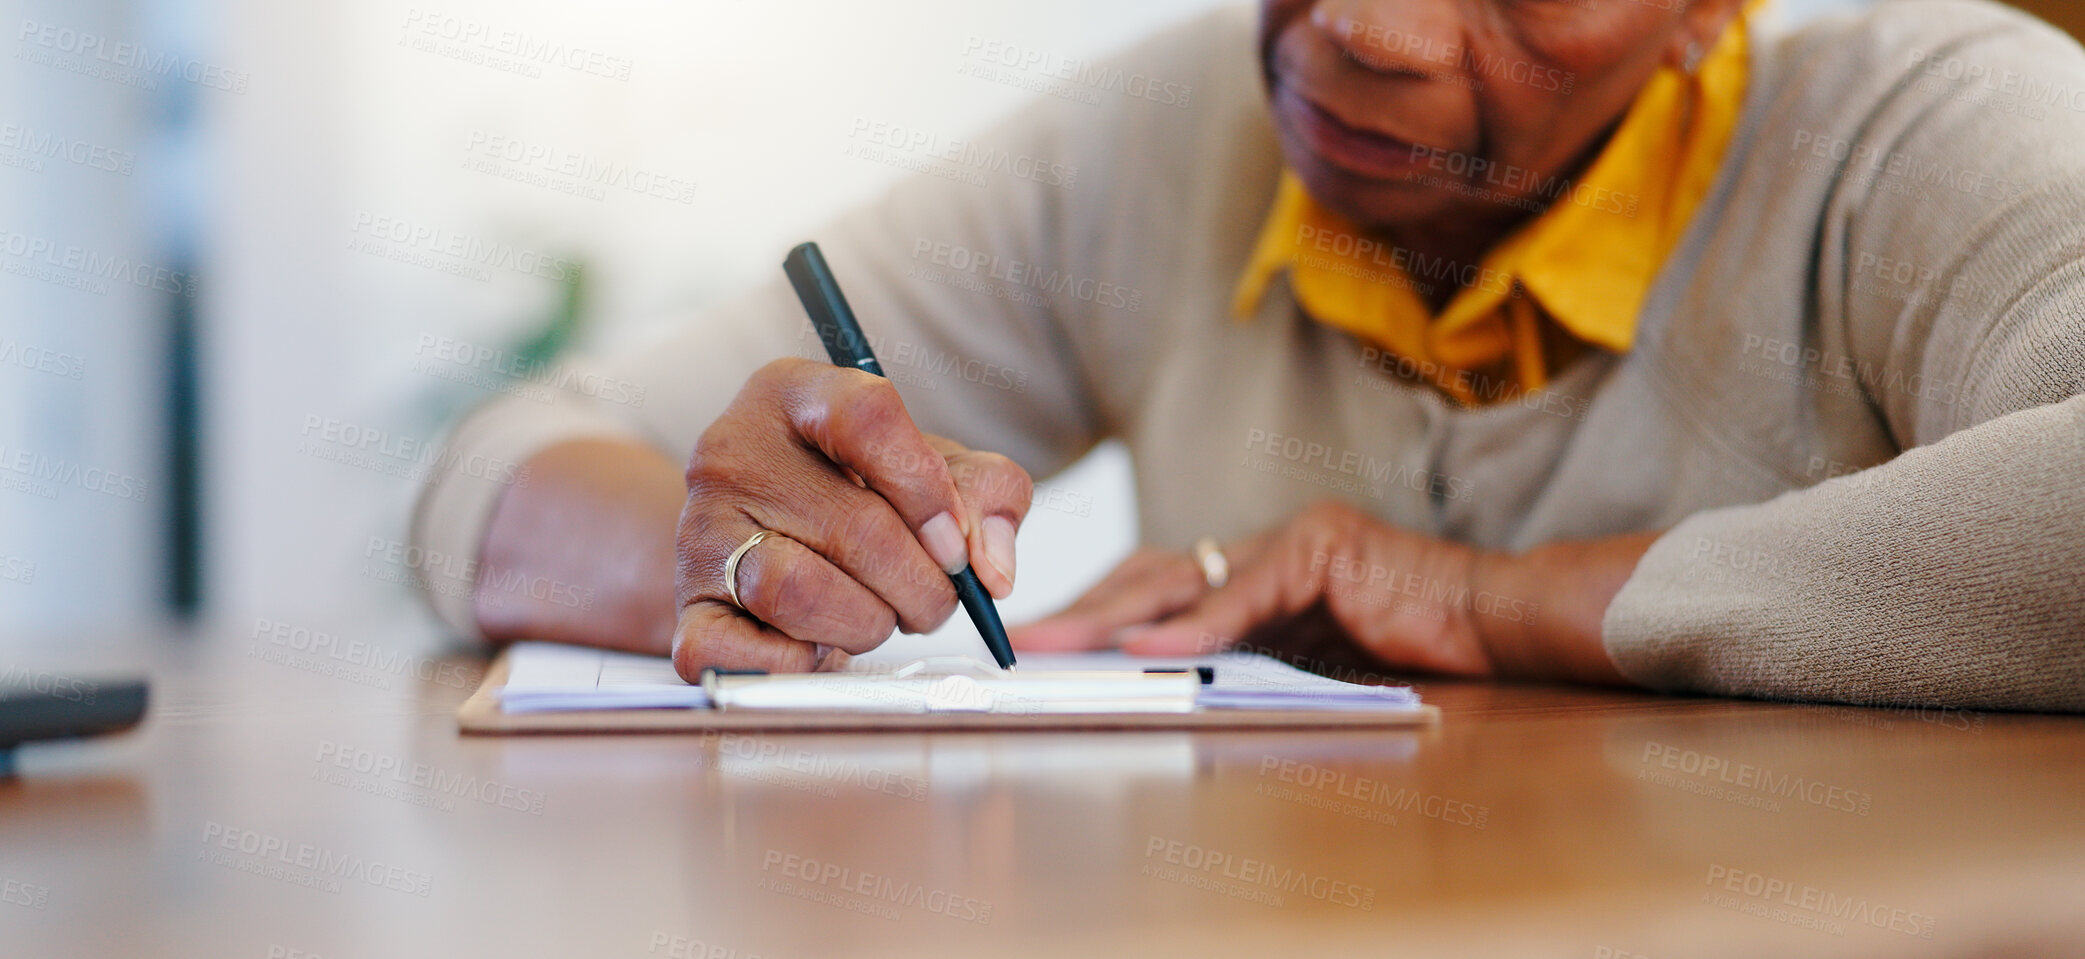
413,0,2085,710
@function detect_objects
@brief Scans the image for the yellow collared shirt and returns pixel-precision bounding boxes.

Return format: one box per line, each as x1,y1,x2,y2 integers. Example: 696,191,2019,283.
1233,10,1754,405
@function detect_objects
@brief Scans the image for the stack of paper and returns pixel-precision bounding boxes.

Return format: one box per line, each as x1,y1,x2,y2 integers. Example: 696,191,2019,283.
496,642,1420,715
499,642,707,713
1020,651,1421,711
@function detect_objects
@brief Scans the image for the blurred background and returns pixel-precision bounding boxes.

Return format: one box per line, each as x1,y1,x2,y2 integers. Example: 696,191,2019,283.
2,0,2003,656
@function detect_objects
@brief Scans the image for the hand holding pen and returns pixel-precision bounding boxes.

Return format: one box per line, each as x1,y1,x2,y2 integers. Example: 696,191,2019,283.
666,242,1028,682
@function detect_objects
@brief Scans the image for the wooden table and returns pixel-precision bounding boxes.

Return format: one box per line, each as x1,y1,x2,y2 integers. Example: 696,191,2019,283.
5,620,2082,958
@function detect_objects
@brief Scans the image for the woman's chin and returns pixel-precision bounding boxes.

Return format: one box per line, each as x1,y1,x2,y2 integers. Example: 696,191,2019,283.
1285,154,1458,234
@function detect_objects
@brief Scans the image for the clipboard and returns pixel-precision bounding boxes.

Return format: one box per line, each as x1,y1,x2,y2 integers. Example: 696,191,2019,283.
457,647,1440,734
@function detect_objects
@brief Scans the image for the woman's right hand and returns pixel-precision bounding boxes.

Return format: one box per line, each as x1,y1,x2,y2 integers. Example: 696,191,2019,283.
669,358,1033,681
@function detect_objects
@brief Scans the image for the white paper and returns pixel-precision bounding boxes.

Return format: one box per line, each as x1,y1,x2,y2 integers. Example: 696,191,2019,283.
495,642,1421,714
499,642,708,712
1017,651,1422,710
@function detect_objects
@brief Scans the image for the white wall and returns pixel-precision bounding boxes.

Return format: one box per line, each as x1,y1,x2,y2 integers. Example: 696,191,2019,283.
0,0,167,633
203,0,1238,648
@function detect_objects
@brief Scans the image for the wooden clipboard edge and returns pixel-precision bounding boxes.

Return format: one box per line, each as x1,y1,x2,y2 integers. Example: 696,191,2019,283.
457,648,1441,735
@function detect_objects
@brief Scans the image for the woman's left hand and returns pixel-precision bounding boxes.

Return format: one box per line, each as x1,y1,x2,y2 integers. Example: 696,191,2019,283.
1009,499,1653,685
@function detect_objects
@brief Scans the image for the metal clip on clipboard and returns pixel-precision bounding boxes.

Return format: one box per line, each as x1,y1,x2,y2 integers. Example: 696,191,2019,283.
702,657,1202,716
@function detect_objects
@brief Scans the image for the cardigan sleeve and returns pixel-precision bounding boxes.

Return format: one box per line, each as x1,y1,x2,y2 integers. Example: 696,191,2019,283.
1601,6,2085,711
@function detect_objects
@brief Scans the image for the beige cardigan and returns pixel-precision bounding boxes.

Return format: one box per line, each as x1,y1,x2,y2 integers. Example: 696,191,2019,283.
413,0,2085,711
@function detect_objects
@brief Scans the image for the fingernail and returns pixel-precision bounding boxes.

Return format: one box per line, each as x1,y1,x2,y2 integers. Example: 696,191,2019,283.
920,511,969,573
983,515,1017,588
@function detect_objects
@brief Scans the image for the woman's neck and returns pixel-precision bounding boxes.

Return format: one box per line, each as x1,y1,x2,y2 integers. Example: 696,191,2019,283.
1388,212,1527,313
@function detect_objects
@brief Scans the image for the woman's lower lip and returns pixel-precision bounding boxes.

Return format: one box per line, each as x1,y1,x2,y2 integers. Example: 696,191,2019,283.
1278,86,1432,180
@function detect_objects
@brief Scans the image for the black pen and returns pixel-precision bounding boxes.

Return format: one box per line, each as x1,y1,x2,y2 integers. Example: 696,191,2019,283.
782,241,1018,671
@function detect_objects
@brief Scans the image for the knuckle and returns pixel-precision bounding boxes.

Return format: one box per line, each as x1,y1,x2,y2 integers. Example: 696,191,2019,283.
763,555,822,632
751,356,814,391
674,515,732,602
672,615,729,677
685,412,769,488
757,530,907,649
920,593,960,633
683,429,730,487
834,605,899,654
966,453,1033,507
859,440,924,483
829,374,907,437
820,498,894,554
1123,547,1173,572
895,575,959,634
1165,552,1207,588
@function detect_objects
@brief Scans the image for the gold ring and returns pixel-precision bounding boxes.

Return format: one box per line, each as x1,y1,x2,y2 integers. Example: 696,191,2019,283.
1192,536,1229,590
724,530,772,611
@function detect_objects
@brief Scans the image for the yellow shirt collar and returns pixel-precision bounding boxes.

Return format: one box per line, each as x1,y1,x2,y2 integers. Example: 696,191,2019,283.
1233,8,1754,404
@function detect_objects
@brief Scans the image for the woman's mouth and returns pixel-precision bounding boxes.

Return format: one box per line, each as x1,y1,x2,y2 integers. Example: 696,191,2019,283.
1275,84,1438,181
